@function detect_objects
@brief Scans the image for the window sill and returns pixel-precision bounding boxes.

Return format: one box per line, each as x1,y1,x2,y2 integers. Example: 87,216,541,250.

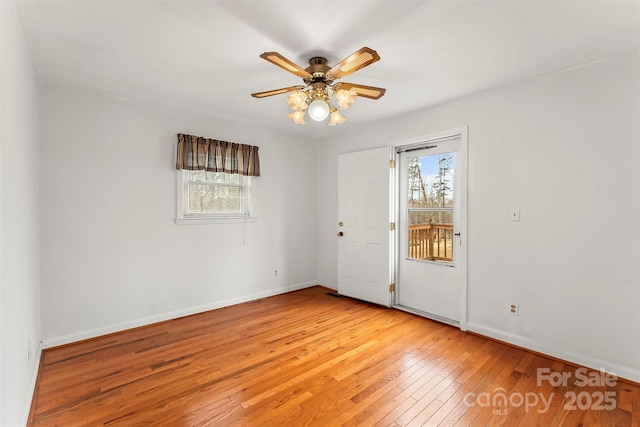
175,216,259,225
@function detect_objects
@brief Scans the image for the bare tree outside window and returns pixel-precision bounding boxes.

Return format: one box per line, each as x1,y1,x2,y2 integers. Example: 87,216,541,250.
407,153,455,263
187,171,248,215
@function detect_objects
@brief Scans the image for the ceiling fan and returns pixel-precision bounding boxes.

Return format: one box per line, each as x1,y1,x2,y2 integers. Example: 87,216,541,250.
251,47,386,126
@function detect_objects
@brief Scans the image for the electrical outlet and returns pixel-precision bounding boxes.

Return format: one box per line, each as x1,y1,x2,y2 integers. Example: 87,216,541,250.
509,303,519,316
274,270,278,277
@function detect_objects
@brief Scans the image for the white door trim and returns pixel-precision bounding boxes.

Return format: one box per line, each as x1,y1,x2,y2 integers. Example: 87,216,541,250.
391,126,469,331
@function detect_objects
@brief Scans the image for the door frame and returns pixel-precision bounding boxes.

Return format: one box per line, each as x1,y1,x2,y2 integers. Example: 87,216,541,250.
391,127,469,331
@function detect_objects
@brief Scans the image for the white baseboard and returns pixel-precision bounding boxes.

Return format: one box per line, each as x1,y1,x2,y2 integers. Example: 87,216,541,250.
22,342,43,427
43,281,319,349
288,281,320,292
466,322,640,383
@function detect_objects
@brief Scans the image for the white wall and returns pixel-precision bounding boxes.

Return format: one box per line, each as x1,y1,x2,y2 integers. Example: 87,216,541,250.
0,1,41,425
318,51,640,382
39,84,318,346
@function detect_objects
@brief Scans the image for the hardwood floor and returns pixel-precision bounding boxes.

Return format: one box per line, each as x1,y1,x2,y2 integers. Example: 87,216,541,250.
30,286,638,426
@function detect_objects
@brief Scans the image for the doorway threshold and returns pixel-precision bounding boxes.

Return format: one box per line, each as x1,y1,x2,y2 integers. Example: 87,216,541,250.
393,304,460,328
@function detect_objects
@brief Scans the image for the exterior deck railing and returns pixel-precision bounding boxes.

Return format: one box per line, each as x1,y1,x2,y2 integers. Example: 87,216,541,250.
408,222,454,262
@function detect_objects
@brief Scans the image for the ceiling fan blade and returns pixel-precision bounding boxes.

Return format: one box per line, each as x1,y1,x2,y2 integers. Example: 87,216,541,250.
327,47,380,80
260,52,313,79
251,85,306,98
334,82,386,100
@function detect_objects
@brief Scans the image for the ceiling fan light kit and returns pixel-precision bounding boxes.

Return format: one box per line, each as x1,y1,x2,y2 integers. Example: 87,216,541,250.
252,47,386,126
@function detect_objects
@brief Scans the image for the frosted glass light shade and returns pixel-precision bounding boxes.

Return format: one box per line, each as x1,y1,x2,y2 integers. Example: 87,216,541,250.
335,88,357,110
308,99,330,121
288,110,306,125
286,91,308,111
328,109,347,127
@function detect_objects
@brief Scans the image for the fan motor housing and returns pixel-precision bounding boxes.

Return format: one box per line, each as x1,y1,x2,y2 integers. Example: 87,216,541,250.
305,57,332,84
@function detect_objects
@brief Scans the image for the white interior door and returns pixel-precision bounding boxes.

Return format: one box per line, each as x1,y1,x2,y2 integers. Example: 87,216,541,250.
337,147,392,306
396,134,467,326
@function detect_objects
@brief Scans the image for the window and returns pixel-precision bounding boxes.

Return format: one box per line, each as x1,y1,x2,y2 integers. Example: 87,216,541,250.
176,170,257,224
174,133,260,224
406,151,455,263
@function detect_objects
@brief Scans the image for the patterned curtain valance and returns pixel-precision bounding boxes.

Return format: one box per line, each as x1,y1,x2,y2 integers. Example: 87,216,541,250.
176,133,260,177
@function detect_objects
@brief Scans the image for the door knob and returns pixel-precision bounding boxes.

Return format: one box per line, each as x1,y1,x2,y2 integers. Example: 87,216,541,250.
337,231,344,237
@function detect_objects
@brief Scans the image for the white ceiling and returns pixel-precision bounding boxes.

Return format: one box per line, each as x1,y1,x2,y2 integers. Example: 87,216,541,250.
14,0,640,137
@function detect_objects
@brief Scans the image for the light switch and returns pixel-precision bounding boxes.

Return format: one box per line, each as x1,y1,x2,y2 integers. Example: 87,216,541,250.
509,208,520,221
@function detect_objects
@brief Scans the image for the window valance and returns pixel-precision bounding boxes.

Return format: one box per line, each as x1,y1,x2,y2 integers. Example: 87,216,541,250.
176,133,260,177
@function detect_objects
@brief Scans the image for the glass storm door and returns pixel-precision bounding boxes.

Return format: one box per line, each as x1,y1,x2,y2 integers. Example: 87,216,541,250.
396,136,466,325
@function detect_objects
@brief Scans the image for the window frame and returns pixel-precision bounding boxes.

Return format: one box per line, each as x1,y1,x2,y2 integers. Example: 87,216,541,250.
175,170,258,225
